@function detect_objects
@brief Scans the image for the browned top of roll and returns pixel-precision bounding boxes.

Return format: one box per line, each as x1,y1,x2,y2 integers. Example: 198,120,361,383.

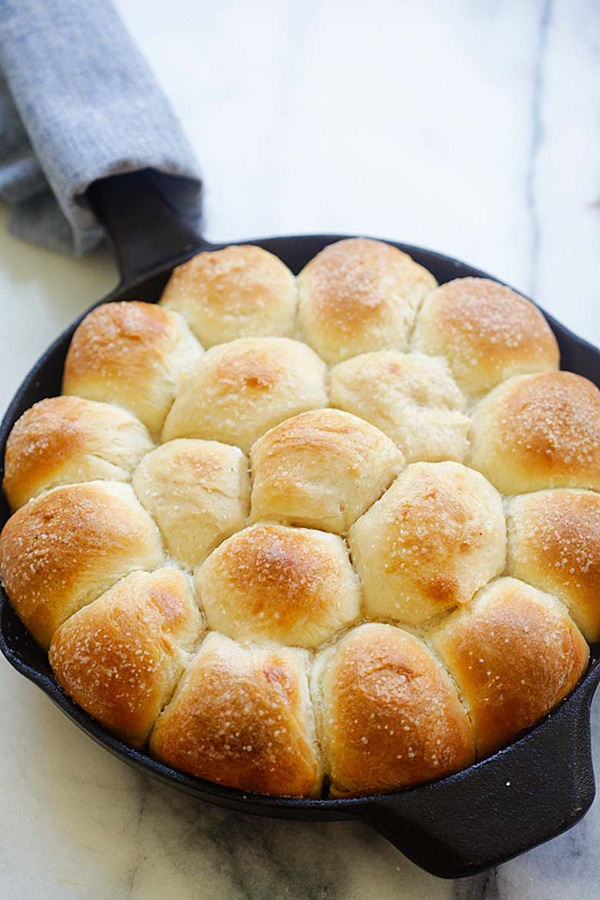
412,278,559,397
348,461,506,626
150,632,322,797
195,523,360,648
49,568,203,748
0,482,164,649
159,245,297,346
250,408,405,533
162,337,328,453
63,301,203,436
428,577,589,758
507,489,600,642
3,396,154,510
468,372,600,495
312,623,475,796
297,238,437,364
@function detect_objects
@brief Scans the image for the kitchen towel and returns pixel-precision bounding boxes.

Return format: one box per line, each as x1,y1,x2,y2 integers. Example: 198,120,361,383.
0,0,202,255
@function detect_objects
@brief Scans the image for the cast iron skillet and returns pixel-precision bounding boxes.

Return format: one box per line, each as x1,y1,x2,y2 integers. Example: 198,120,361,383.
1,170,599,880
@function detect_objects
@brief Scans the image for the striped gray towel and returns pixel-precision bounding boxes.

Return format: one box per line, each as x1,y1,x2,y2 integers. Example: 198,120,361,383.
0,0,201,255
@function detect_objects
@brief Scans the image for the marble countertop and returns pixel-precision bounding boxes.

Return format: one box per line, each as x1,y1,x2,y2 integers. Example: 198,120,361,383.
1,0,599,897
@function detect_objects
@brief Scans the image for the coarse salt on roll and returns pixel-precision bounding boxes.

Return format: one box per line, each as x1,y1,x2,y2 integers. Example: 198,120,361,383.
412,277,559,398
507,489,600,642
428,576,589,758
195,523,360,648
150,632,322,797
297,238,437,364
63,301,203,437
468,371,600,496
49,568,203,747
311,622,475,796
250,408,405,534
3,396,153,510
348,461,506,627
162,337,328,453
0,481,164,649
160,244,297,346
330,350,470,462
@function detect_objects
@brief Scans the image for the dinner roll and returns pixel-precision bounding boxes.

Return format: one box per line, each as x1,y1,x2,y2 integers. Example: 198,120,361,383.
63,301,203,437
412,278,559,398
49,568,202,748
162,337,328,453
507,489,600,642
150,632,322,797
195,523,360,648
468,372,600,495
428,577,589,758
0,482,164,649
132,439,250,569
159,244,297,346
297,238,437,364
330,350,470,462
3,396,154,510
312,623,475,796
250,409,405,534
348,462,505,626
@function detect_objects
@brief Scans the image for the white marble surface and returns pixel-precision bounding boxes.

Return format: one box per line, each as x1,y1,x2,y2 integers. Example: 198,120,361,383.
1,0,599,897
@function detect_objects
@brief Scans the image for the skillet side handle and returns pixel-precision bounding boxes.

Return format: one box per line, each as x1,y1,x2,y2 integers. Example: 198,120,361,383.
352,675,599,879
87,169,209,284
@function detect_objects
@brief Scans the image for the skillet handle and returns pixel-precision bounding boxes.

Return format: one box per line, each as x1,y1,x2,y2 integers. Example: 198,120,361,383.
352,672,600,879
87,169,211,284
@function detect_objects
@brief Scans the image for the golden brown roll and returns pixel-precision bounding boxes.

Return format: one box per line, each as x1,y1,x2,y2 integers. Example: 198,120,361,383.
311,623,475,796
63,301,203,437
297,238,437,364
195,523,360,648
3,396,154,510
468,372,600,496
412,278,559,398
330,350,470,462
159,244,297,346
49,568,203,748
162,337,328,453
132,439,250,569
0,481,164,649
507,489,600,642
348,461,506,626
250,409,405,534
428,577,589,758
150,632,322,797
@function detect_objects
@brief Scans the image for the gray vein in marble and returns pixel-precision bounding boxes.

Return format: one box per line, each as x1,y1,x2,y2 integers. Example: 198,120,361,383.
454,870,500,900
526,0,552,298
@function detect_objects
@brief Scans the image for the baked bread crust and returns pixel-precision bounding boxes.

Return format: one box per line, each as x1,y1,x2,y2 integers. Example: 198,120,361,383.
428,577,589,757
0,481,164,649
63,301,203,437
468,371,600,495
312,623,475,796
49,568,203,747
250,408,405,533
160,244,297,346
412,277,559,398
297,238,437,364
162,337,328,453
150,632,322,797
1,237,596,799
348,461,506,626
507,489,600,642
3,395,154,510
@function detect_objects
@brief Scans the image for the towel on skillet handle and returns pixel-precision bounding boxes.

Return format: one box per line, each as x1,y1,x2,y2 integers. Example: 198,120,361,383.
0,0,201,255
